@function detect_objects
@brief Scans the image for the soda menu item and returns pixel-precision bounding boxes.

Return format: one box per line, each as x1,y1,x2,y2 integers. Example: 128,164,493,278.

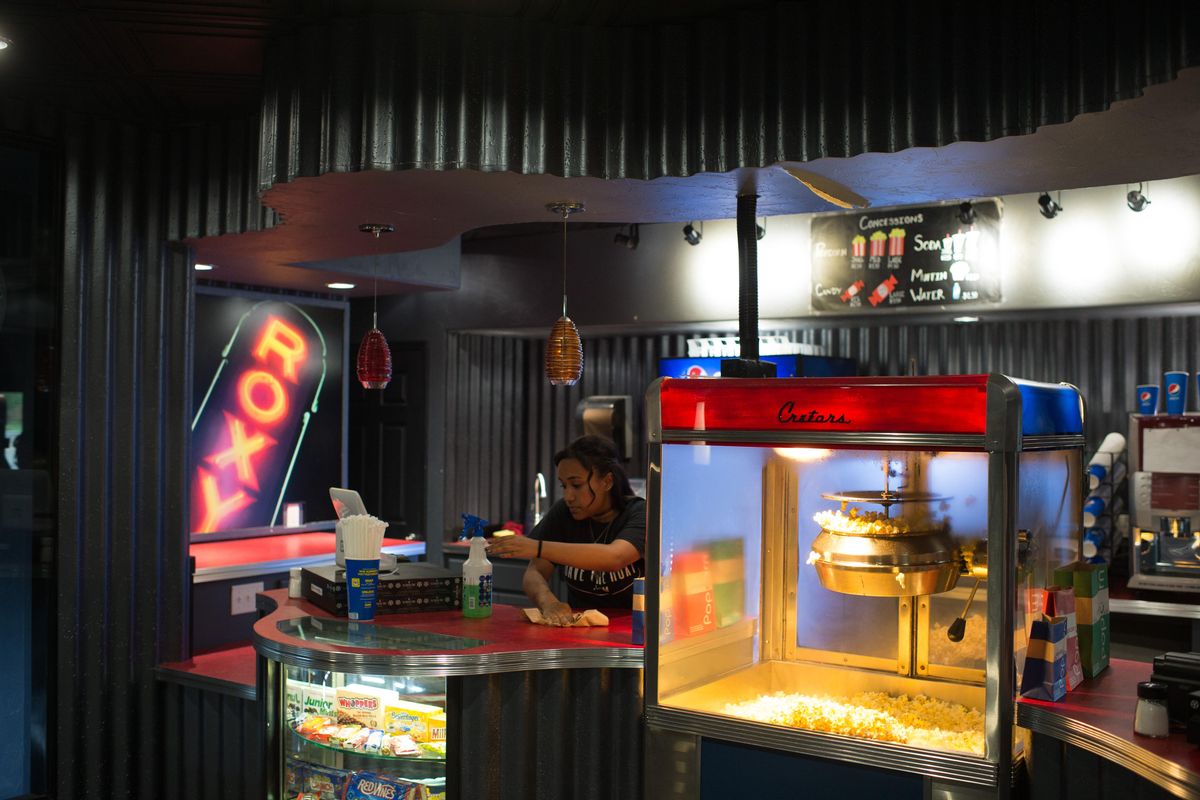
810,201,1002,312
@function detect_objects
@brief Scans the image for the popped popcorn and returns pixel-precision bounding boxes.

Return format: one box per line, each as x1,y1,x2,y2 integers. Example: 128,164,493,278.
723,690,984,755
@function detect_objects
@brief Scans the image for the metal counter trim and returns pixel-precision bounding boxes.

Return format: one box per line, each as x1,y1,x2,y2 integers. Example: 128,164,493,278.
253,632,644,676
644,705,999,787
1017,702,1200,799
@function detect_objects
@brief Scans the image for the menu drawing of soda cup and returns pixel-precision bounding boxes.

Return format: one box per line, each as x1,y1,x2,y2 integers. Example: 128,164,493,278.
941,234,954,261
868,274,899,307
869,230,888,258
887,228,906,257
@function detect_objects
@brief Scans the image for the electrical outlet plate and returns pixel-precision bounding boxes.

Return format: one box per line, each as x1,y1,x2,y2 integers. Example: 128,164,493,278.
231,581,264,616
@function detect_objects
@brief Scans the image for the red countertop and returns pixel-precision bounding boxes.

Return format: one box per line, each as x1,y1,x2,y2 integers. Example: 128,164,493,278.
156,644,258,698
1018,658,1200,794
190,532,410,570
254,588,642,660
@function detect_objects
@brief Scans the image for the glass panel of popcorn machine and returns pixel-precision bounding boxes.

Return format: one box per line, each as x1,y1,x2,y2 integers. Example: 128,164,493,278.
656,443,767,700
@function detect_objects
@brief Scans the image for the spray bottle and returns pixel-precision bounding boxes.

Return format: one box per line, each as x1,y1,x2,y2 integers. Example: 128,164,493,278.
462,522,493,618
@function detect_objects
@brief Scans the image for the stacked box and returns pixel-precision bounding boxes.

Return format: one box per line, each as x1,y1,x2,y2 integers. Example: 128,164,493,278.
1053,562,1110,677
1020,615,1068,701
335,684,400,728
301,683,335,718
302,563,462,617
1042,587,1084,690
383,700,442,741
706,538,745,628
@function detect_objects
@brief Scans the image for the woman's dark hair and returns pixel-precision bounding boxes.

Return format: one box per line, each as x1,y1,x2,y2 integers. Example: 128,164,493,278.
553,434,634,511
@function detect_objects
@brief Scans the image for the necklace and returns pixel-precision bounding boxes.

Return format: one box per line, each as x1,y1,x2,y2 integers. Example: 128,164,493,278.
588,517,616,544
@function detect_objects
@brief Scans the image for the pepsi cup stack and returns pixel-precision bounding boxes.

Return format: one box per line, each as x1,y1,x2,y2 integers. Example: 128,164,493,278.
632,577,645,646
1165,371,1188,415
1136,384,1159,415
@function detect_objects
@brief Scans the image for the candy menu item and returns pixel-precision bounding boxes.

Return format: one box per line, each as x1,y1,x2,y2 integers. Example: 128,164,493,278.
867,274,899,307
336,685,401,729
840,280,865,303
723,691,983,754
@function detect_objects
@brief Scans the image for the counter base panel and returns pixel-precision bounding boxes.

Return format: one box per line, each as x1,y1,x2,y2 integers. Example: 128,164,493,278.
451,666,643,800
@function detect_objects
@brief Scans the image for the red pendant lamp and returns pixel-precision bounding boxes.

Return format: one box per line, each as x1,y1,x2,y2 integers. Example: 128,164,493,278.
545,202,584,386
356,223,394,389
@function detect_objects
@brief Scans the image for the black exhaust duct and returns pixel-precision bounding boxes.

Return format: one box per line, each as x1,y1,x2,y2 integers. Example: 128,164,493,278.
721,192,777,378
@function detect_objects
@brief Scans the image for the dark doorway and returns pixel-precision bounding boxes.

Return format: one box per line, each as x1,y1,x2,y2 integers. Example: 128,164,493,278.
349,340,427,537
0,140,60,799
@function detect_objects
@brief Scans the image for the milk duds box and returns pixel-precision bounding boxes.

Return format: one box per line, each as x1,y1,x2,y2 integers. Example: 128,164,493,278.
301,562,462,616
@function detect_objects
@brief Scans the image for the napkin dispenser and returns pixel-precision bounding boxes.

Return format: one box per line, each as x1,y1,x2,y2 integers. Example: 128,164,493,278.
1150,651,1200,722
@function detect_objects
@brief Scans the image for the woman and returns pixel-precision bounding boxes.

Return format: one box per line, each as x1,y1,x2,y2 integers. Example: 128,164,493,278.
487,435,645,625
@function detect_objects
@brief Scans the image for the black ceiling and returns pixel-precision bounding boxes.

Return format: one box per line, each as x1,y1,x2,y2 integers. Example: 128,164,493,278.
0,1,777,122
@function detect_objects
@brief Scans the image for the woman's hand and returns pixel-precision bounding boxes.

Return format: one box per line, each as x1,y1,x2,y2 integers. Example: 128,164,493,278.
486,535,538,560
539,599,576,626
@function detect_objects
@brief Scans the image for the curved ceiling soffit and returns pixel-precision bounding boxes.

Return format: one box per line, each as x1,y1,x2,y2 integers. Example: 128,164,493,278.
259,1,1200,192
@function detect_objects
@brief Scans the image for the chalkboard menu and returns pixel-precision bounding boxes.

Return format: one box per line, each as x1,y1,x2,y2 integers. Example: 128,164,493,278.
810,200,1002,312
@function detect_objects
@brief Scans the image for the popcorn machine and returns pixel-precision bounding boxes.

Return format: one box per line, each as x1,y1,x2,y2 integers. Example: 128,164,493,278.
643,376,1084,798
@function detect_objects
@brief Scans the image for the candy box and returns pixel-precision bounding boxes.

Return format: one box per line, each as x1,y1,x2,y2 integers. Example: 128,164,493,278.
302,684,335,718
383,700,442,741
303,764,349,800
336,684,400,728
427,712,446,741
343,771,430,800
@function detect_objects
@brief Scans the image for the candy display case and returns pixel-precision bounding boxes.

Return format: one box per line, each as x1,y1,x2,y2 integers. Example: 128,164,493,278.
643,375,1084,798
255,591,643,800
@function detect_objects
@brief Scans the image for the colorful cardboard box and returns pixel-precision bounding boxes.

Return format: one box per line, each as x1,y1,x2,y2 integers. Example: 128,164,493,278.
1042,586,1084,690
1020,615,1068,701
1053,561,1110,677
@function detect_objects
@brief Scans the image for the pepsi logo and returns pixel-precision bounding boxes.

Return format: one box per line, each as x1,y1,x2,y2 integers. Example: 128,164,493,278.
1139,390,1151,401
1168,382,1182,394
686,365,706,378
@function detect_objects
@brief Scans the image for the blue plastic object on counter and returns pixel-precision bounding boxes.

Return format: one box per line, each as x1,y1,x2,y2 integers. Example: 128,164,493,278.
460,513,490,541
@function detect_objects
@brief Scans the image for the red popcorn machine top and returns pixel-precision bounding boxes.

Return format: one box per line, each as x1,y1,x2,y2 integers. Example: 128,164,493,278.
643,375,1085,798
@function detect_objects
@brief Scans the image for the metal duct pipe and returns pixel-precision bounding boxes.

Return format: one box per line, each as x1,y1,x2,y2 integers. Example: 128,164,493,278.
737,192,760,362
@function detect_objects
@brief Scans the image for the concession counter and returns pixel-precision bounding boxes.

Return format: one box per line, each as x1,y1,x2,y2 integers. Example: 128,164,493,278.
642,375,1085,799
254,591,642,800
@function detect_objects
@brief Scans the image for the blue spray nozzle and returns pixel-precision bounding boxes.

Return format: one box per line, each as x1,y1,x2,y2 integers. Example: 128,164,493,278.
461,513,490,540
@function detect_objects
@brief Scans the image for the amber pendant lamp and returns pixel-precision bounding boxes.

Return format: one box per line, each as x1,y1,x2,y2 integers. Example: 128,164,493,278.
545,202,584,386
356,223,394,389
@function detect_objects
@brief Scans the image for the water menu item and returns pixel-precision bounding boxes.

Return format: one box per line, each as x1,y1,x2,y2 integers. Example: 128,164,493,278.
810,201,1001,312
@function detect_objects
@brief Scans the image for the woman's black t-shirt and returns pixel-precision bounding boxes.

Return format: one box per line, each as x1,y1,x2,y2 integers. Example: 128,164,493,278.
529,496,646,608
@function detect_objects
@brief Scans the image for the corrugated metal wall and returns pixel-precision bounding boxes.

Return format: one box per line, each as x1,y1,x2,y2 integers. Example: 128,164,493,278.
260,2,1200,186
446,313,1198,525
160,683,261,800
2,100,270,799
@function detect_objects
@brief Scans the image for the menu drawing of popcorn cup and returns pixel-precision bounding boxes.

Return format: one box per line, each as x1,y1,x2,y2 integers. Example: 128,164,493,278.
869,230,888,258
868,273,899,307
887,228,906,257
851,234,867,258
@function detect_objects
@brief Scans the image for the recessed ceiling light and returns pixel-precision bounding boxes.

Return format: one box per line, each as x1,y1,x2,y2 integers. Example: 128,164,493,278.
326,282,356,290
0,36,12,51
953,315,979,323
193,263,215,271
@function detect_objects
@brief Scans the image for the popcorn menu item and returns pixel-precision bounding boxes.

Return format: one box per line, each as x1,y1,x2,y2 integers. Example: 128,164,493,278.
851,235,867,258
887,228,906,257
336,685,401,728
723,691,984,754
869,230,888,257
813,508,912,536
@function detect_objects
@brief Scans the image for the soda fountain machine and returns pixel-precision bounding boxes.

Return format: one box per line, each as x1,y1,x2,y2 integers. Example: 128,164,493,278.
643,375,1084,799
1127,413,1200,591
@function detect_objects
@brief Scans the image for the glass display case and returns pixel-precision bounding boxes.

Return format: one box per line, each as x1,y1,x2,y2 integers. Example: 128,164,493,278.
643,375,1084,796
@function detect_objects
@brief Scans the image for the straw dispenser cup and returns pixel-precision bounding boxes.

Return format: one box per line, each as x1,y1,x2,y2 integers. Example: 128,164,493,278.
342,514,388,620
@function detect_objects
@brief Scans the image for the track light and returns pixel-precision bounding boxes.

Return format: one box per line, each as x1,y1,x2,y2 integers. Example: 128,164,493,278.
613,224,640,250
756,217,766,240
1127,183,1151,212
682,222,702,246
957,201,976,225
1037,192,1062,219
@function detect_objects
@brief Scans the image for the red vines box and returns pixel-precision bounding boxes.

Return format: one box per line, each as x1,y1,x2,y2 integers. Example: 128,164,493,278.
190,292,346,535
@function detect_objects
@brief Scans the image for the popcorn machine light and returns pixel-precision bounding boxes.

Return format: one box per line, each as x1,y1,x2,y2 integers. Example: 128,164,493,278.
644,375,1083,798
